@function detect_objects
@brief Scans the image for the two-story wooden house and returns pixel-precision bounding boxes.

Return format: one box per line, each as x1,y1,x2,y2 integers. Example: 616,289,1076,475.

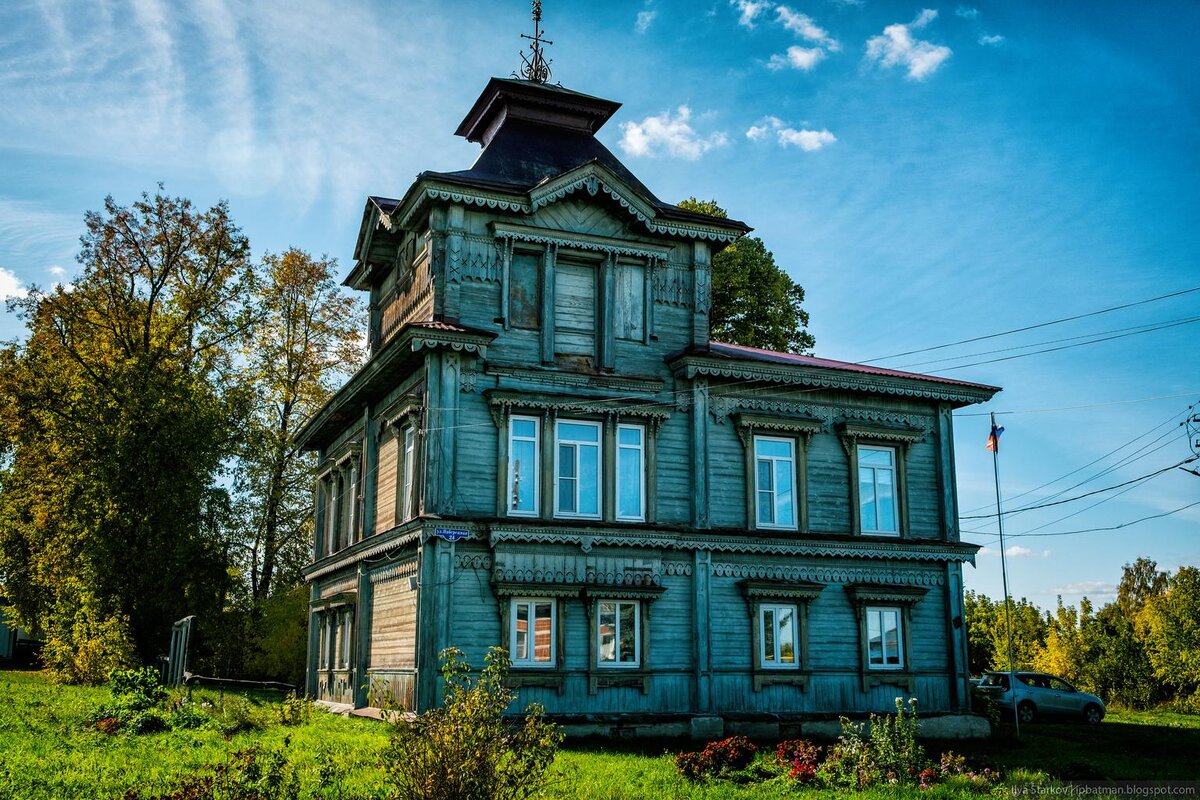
297,74,999,737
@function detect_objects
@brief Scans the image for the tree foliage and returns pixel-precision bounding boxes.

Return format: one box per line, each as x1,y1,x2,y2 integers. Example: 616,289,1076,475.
0,189,362,683
677,198,815,353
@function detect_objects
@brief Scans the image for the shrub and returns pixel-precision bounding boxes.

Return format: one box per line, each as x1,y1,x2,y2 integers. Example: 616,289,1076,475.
110,667,168,710
279,693,312,726
125,710,169,735
675,736,758,782
211,697,264,737
815,718,875,789
869,697,926,780
169,702,212,730
381,646,562,800
124,745,300,800
774,739,822,783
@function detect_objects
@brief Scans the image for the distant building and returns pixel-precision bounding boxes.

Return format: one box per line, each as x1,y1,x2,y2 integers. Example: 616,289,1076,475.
0,602,37,665
297,74,999,734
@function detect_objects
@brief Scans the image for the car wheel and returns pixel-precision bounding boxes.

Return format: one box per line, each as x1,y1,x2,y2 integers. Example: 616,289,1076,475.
1018,701,1036,724
1084,704,1103,725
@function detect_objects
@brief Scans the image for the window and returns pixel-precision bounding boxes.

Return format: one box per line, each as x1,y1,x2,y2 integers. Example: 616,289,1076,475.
338,608,353,670
858,446,898,534
507,416,540,516
865,606,903,670
347,460,359,544
554,261,597,358
754,436,797,529
399,425,416,521
510,599,556,667
597,600,640,667
554,420,601,518
614,262,645,341
616,424,645,521
758,604,800,669
317,614,329,669
509,251,540,329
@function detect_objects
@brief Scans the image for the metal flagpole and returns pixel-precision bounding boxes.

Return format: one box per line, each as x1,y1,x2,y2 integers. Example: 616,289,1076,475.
991,411,1021,737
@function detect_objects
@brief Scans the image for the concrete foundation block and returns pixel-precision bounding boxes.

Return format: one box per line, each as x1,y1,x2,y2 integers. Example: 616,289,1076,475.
689,715,725,740
918,714,991,740
726,720,780,740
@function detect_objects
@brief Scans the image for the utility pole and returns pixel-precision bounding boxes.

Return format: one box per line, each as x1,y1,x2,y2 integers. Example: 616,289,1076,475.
989,413,1021,737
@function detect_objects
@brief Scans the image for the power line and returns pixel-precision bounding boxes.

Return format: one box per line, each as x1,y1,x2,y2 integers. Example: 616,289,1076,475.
967,500,1200,542
863,285,1200,363
960,458,1194,519
931,316,1200,373
954,391,1200,417
897,315,1200,370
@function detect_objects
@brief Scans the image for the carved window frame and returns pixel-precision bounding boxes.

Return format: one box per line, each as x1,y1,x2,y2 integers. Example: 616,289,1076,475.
583,585,665,694
316,440,363,556
739,580,824,692
845,583,928,693
837,422,923,538
734,413,822,533
493,582,578,693
384,400,424,530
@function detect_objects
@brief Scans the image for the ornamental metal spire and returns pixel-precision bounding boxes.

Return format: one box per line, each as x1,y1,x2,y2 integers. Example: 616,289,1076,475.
518,0,553,83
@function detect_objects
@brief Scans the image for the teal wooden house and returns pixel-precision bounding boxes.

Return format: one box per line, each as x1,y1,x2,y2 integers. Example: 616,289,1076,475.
297,73,999,736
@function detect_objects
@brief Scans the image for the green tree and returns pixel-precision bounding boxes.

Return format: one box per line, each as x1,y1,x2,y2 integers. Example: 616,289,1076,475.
1138,565,1200,695
1032,596,1089,685
1116,557,1167,618
677,198,815,353
234,249,364,603
987,596,1047,671
963,590,996,675
1080,602,1160,708
0,189,253,678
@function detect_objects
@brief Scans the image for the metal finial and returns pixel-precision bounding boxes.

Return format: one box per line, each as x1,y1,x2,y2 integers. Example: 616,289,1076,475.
518,0,553,83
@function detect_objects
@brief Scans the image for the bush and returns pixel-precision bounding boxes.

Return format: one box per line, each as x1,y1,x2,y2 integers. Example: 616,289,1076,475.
774,739,822,783
279,693,311,726
381,646,562,800
675,737,758,782
125,710,169,735
816,699,928,789
110,667,168,710
124,745,301,800
211,697,264,737
169,702,212,730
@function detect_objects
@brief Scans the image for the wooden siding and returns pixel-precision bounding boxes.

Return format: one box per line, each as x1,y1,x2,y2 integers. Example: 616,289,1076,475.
370,572,417,670
374,429,398,532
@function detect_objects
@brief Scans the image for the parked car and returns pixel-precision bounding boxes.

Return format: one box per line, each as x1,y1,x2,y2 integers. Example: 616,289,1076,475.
976,671,1105,724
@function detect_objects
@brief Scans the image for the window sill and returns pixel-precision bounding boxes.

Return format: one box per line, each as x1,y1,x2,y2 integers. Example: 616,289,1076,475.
588,670,650,694
861,670,916,693
504,671,565,693
753,671,809,692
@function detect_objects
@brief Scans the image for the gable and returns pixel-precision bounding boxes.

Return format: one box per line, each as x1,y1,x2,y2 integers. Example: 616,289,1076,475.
528,198,632,240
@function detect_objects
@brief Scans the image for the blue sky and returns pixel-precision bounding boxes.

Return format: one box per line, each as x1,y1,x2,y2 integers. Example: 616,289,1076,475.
1,0,1197,609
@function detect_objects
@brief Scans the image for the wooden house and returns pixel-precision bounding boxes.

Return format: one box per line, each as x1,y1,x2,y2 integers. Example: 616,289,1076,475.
297,75,999,736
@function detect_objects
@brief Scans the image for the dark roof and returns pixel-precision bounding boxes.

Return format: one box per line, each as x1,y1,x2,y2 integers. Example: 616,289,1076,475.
455,78,622,143
704,341,1001,392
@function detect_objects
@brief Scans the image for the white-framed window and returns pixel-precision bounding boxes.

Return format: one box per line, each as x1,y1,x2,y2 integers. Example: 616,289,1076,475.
338,609,353,669
616,424,646,521
554,420,602,518
865,606,904,670
758,603,800,669
510,598,556,667
399,425,416,521
597,599,640,667
507,415,540,516
754,436,797,529
858,445,898,535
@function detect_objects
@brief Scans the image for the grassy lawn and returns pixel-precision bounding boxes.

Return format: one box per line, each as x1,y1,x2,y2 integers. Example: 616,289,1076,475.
0,669,1195,799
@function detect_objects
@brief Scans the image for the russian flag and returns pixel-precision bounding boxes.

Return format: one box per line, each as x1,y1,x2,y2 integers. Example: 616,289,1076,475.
986,423,1005,452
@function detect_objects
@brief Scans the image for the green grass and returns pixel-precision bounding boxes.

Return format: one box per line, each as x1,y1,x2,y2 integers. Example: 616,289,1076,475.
0,669,1195,799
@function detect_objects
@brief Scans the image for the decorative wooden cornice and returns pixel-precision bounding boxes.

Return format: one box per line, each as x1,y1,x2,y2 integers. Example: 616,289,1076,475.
670,355,997,407
492,581,585,599
738,579,825,602
486,523,980,563
845,583,930,605
733,412,824,447
582,584,666,602
529,163,659,223
485,389,672,431
491,219,673,261
837,421,924,447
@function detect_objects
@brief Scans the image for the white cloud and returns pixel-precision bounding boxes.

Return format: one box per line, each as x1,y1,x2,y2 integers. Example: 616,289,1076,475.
778,127,837,151
865,9,953,80
978,33,1005,46
0,267,27,299
635,10,657,34
768,45,827,71
745,116,784,140
978,545,1046,558
955,5,980,19
1049,581,1118,598
48,265,66,277
775,6,840,51
731,0,771,27
618,106,728,160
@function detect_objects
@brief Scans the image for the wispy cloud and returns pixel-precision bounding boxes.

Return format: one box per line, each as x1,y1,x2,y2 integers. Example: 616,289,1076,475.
635,9,657,34
619,106,728,160
978,545,1048,558
865,9,952,80
47,265,66,277
1048,581,1118,599
746,116,837,151
731,0,771,28
955,6,980,19
0,199,81,266
775,6,840,51
979,33,1005,46
0,267,27,299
